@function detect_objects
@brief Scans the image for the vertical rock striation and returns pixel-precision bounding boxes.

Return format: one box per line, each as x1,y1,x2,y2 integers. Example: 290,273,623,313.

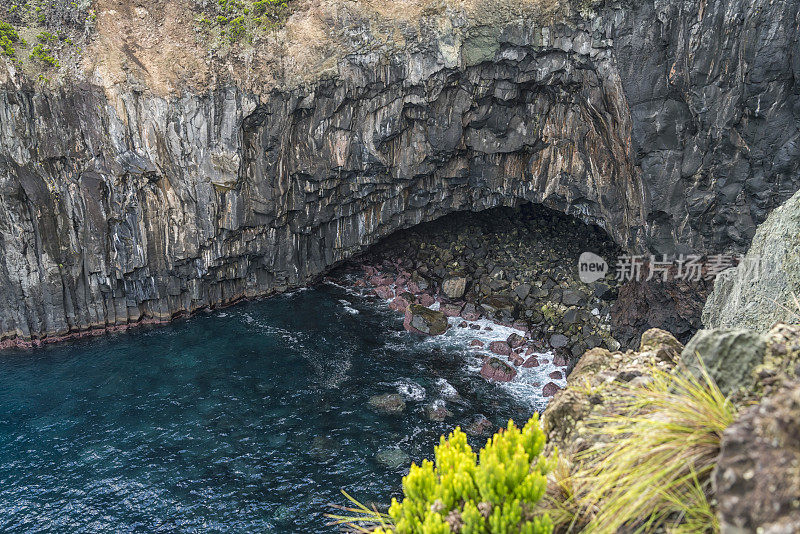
1,0,800,345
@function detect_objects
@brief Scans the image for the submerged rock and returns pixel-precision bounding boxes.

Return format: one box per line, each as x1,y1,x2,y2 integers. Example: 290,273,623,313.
424,401,453,422
404,304,449,335
367,393,406,415
375,448,410,469
464,415,493,437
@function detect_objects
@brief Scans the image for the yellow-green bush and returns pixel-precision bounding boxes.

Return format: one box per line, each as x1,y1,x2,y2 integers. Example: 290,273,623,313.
0,20,22,57
331,416,555,533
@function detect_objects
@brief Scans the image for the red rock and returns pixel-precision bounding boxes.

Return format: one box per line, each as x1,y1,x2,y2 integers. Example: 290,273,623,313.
480,357,517,382
522,356,540,368
488,341,511,356
507,333,526,348
395,276,408,287
509,354,524,366
440,302,464,317
407,282,421,294
542,382,561,397
458,321,468,328
553,354,567,367
524,345,537,356
417,294,435,307
470,339,484,347
549,371,563,379
465,416,493,436
374,285,395,299
364,266,377,276
389,295,411,312
354,279,366,287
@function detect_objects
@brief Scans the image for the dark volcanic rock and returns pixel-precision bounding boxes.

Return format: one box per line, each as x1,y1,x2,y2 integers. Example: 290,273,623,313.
404,304,449,336
367,393,406,416
2,0,800,346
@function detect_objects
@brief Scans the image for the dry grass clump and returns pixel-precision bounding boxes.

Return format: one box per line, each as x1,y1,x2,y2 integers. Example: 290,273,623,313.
547,359,736,533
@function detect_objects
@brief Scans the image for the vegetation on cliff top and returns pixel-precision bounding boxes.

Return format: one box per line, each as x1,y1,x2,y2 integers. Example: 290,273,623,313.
193,0,294,48
0,0,95,79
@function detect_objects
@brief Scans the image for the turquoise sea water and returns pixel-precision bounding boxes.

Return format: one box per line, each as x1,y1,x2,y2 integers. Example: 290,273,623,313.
0,282,537,533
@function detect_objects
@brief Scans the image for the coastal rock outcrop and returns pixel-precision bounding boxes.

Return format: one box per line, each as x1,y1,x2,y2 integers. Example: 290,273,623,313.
704,189,800,332
3,0,800,345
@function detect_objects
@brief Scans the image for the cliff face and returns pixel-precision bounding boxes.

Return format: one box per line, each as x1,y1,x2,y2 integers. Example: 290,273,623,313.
1,0,799,344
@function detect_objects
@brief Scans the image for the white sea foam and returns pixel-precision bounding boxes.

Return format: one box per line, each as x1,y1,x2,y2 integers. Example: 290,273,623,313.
392,379,426,401
435,378,459,400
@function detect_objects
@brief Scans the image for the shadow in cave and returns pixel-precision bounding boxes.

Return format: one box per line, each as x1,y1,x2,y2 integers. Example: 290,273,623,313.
333,202,624,369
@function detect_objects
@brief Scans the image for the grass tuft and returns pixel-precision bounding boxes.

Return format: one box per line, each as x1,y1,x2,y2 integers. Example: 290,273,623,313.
565,356,736,533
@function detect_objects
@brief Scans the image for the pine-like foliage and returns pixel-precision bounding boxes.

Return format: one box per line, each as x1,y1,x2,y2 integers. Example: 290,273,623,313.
329,416,554,534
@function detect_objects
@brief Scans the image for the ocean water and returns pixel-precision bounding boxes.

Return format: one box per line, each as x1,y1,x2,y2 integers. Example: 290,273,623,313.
0,283,554,533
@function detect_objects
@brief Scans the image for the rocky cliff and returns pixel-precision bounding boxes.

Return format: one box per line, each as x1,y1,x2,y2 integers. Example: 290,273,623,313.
1,0,799,345
703,188,800,331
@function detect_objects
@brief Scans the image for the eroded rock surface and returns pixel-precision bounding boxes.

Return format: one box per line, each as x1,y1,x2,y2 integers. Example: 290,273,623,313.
705,189,800,332
714,381,800,534
3,0,800,344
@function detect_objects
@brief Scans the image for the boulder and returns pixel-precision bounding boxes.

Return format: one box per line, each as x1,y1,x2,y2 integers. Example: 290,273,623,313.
470,339,484,348
374,285,394,299
440,302,464,317
488,341,512,356
424,401,453,422
368,393,406,415
389,294,412,312
714,382,800,533
522,356,540,368
513,283,531,300
480,296,515,316
681,328,768,397
506,332,526,348
375,448,410,469
480,357,517,382
542,382,561,397
549,334,569,348
404,304,449,335
508,353,524,366
460,303,481,321
442,276,467,299
417,293,436,307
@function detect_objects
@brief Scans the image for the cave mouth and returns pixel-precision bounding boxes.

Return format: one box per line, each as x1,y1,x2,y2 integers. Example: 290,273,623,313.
335,202,624,361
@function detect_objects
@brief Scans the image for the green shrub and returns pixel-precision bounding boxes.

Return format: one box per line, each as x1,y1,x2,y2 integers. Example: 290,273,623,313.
329,417,555,533
36,30,58,42
0,20,21,57
29,42,58,67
